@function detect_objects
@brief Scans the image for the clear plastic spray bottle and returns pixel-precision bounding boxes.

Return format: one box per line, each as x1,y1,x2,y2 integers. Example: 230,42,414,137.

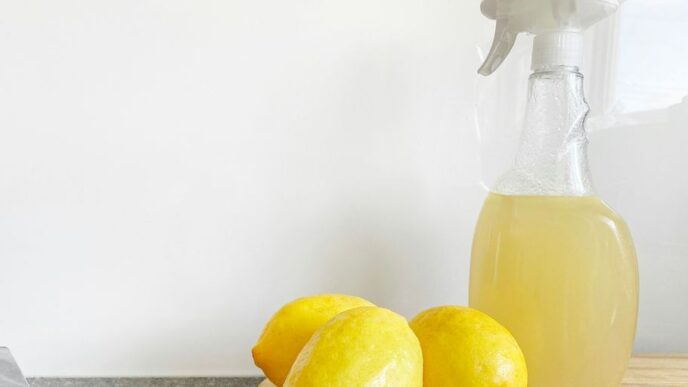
469,1,639,385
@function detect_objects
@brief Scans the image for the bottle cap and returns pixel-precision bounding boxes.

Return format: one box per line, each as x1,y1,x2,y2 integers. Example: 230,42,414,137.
531,31,583,70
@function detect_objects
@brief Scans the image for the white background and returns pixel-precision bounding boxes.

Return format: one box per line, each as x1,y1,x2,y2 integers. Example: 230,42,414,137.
0,0,686,377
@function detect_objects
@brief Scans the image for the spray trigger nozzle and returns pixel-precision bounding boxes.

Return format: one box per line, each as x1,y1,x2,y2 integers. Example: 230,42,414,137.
477,0,624,76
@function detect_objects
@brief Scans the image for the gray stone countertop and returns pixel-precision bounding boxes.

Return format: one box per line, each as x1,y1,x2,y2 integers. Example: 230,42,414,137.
27,378,263,387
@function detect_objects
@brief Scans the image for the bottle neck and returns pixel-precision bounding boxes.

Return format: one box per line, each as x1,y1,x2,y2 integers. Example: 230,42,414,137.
494,66,594,196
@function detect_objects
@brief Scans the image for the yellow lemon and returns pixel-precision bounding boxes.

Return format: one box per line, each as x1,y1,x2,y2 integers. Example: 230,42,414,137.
252,294,374,386
284,307,423,387
410,306,527,387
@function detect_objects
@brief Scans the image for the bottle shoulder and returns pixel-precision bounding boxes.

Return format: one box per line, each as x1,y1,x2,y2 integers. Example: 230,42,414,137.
477,193,633,239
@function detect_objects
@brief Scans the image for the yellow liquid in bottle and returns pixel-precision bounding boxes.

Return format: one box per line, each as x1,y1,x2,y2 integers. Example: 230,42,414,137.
469,193,639,387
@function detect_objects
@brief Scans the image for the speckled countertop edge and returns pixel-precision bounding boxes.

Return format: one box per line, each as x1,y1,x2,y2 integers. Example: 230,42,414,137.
27,378,263,387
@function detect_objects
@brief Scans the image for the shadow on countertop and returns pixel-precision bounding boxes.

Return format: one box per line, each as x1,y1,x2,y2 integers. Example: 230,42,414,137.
28,378,263,387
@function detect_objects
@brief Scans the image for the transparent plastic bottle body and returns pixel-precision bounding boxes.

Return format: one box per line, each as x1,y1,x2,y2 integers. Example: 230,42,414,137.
469,68,639,387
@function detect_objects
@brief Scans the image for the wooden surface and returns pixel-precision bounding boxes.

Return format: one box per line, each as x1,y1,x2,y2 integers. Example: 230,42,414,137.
623,354,688,386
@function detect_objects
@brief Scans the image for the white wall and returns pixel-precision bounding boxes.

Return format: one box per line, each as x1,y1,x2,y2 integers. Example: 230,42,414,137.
0,0,685,377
